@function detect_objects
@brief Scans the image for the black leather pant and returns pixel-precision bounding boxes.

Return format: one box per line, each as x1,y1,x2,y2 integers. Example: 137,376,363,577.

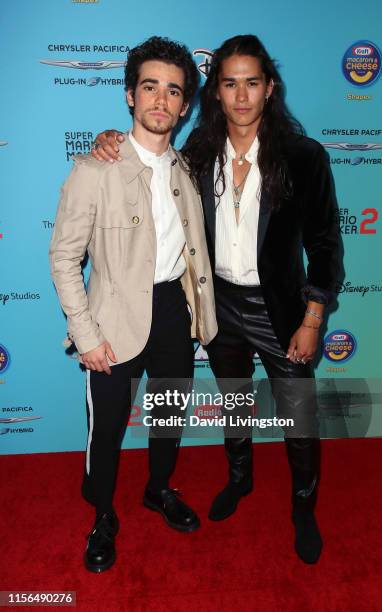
206,276,319,508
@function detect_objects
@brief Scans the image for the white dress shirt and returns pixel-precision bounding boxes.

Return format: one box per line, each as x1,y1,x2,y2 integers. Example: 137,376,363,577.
129,132,186,284
215,136,261,286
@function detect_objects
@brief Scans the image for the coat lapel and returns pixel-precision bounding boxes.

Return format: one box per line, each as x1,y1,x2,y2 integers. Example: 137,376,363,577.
257,189,271,259
200,167,216,248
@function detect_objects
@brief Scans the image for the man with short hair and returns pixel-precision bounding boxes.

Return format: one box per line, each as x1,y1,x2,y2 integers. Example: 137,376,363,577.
91,34,340,564
50,36,217,573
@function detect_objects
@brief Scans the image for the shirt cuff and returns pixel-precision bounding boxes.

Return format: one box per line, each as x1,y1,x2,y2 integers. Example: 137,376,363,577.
301,284,331,305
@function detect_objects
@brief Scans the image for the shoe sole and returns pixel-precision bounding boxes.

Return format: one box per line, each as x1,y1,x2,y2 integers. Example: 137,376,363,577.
208,487,253,522
143,497,200,533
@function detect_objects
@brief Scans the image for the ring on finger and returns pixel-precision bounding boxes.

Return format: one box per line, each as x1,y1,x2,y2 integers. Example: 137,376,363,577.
92,141,100,150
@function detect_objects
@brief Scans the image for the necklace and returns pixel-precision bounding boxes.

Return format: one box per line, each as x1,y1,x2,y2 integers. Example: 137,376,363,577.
232,166,251,209
237,153,246,166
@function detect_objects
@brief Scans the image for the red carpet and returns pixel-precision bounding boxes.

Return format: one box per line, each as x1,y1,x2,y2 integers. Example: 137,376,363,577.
1,439,382,611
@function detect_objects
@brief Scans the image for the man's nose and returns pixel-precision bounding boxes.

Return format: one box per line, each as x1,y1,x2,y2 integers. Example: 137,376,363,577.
154,88,167,107
236,84,248,101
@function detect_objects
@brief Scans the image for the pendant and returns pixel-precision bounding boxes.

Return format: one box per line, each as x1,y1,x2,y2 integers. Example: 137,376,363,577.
237,154,245,166
234,202,240,209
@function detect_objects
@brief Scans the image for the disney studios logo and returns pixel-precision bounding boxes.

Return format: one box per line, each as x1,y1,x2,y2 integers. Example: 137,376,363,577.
193,49,213,77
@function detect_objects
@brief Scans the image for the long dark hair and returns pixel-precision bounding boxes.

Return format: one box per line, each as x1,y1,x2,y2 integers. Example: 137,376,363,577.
182,34,304,209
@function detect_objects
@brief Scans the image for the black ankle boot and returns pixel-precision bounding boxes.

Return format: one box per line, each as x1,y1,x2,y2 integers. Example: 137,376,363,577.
208,479,253,521
209,437,253,521
292,503,322,564
286,438,322,564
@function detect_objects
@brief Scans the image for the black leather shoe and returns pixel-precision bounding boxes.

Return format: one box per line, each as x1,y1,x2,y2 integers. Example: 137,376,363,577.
292,509,322,564
84,511,119,573
143,488,200,532
208,480,253,521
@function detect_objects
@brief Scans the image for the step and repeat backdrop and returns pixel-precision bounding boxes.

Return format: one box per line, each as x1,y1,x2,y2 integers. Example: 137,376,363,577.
1,0,382,454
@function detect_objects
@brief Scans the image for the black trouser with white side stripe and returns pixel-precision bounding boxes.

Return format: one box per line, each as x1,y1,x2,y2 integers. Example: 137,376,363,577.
81,280,194,515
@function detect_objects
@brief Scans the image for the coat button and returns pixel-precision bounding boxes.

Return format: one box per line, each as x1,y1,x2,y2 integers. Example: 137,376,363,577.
132,216,139,224
173,188,180,196
182,219,188,227
190,248,195,255
199,276,206,284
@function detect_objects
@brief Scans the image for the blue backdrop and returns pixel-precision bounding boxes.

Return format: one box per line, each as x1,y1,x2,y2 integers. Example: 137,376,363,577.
1,0,382,454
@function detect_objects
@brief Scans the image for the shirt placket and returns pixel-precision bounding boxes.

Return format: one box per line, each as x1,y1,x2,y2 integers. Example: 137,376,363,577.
232,220,241,282
153,161,164,282
227,160,241,283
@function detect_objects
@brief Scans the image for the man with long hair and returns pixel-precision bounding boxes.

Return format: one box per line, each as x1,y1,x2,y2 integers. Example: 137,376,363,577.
92,34,340,564
50,36,217,573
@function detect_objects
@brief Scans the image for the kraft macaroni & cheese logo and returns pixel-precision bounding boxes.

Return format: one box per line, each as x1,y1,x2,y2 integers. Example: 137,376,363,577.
342,41,381,86
323,330,357,363
0,344,11,374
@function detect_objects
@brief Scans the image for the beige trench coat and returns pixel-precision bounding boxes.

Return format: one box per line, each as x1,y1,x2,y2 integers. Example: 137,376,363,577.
49,135,217,365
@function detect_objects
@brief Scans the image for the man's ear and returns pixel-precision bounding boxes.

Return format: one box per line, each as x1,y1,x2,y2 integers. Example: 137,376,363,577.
126,89,135,109
179,101,189,117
